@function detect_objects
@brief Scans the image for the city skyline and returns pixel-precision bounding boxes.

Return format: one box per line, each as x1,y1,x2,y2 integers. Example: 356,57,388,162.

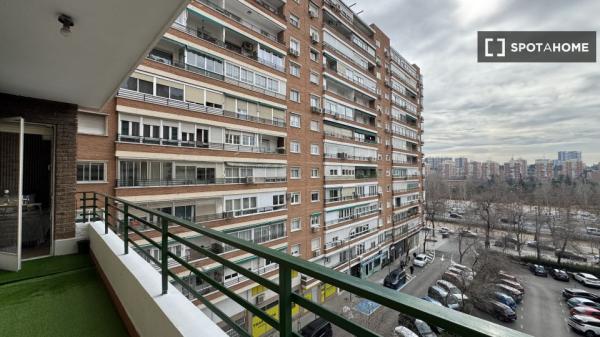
352,0,600,163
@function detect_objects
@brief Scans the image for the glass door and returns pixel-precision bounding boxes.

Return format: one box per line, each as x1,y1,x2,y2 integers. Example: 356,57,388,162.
0,117,24,271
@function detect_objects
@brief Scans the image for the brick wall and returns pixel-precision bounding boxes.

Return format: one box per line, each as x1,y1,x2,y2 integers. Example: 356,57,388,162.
0,93,78,240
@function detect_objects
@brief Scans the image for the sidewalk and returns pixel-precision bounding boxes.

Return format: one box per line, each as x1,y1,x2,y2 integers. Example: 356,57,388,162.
292,235,449,333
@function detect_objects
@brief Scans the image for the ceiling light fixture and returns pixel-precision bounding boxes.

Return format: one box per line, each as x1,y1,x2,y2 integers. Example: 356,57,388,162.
58,14,74,37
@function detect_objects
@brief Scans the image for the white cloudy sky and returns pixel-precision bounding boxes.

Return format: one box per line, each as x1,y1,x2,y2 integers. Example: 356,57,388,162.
351,0,600,164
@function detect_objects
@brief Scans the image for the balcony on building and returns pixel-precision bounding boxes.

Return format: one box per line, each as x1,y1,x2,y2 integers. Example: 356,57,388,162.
322,0,375,41
119,69,286,129
324,142,377,163
323,121,377,146
322,6,376,61
324,53,378,95
323,218,379,253
323,93,376,129
193,0,286,46
325,165,378,182
391,107,419,128
171,9,285,72
324,201,380,228
117,111,287,155
143,38,287,100
325,184,379,204
116,160,287,188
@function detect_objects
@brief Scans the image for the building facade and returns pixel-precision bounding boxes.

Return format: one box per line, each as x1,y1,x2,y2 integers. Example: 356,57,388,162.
558,151,582,163
534,159,553,181
74,0,424,335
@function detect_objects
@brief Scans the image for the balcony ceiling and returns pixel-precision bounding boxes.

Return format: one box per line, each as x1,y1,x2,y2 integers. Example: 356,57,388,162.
0,0,188,109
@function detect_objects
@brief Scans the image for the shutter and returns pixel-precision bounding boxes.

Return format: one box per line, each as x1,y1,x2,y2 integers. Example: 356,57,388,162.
205,91,224,105
156,78,184,89
131,72,154,82
224,96,236,111
185,86,204,104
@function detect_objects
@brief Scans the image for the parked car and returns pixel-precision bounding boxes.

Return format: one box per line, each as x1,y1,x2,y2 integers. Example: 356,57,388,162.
495,284,523,303
571,306,600,320
494,240,516,249
556,250,588,262
413,319,437,337
477,300,517,322
568,315,600,336
567,297,600,310
493,292,517,311
428,285,460,310
299,318,332,337
498,271,518,282
529,264,548,277
448,267,474,281
421,296,443,306
449,213,463,219
549,269,570,282
563,288,600,302
526,240,555,251
451,262,474,274
393,326,419,337
497,279,524,293
575,273,600,288
413,254,428,267
442,271,467,287
436,280,468,308
384,269,407,290
438,227,450,233
459,229,477,238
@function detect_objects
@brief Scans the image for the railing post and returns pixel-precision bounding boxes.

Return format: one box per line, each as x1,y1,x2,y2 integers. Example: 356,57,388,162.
104,195,109,234
161,217,169,295
123,203,129,254
278,264,292,337
92,192,97,221
82,192,87,222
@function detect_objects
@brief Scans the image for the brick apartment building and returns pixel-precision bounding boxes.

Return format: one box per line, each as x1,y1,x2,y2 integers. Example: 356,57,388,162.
74,0,424,334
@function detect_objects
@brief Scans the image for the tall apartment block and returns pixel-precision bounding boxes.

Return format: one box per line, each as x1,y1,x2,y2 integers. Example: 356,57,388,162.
75,0,424,334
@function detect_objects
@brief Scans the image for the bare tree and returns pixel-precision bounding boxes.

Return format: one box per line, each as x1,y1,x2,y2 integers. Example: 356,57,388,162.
551,183,578,264
530,182,551,261
504,187,527,257
473,181,505,249
457,232,479,264
425,174,448,238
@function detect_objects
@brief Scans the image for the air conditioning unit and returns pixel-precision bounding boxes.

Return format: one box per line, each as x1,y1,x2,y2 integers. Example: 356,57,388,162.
225,211,235,219
337,152,348,159
309,9,317,18
300,275,309,288
312,249,321,258
211,243,224,254
311,106,322,114
311,225,319,233
255,294,265,305
384,81,391,88
288,48,299,57
334,114,342,120
245,176,255,184
310,34,319,44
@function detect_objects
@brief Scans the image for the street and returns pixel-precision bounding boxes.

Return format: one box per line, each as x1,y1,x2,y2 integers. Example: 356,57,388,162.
318,233,600,337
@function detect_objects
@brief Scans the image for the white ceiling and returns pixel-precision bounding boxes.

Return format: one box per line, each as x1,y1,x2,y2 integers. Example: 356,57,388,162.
0,0,188,109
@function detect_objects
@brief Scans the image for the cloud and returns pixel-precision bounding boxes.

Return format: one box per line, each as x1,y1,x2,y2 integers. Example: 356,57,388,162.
351,0,600,164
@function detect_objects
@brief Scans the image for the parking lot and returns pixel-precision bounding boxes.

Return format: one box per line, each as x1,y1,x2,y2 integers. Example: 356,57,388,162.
326,233,599,337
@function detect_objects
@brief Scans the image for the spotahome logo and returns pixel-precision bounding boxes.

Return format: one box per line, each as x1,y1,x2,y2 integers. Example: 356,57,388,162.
478,31,596,62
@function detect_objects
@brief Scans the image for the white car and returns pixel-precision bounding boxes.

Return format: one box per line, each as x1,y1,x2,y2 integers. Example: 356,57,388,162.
568,315,600,336
575,273,600,288
393,326,419,337
413,254,428,267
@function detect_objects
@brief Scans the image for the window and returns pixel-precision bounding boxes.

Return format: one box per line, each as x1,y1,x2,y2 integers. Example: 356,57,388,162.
311,237,320,252
311,167,319,178
290,192,301,205
309,2,319,18
273,194,285,206
121,76,153,94
311,191,320,202
310,214,320,227
290,141,301,153
290,38,300,55
78,112,106,136
120,120,140,137
310,95,320,108
290,114,301,128
309,49,319,62
289,62,300,77
310,120,320,131
77,162,106,183
310,27,319,43
290,244,301,256
310,72,319,84
291,218,301,232
289,14,300,28
156,83,183,100
291,167,301,179
310,144,319,155
290,89,300,102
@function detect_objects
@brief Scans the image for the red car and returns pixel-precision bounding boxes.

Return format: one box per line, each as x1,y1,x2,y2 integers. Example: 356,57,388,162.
570,306,600,319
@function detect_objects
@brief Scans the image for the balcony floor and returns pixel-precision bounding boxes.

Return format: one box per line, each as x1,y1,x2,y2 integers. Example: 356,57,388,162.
0,254,129,337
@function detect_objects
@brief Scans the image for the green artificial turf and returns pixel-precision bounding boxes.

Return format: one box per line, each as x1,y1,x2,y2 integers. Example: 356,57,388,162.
0,256,129,337
0,254,93,285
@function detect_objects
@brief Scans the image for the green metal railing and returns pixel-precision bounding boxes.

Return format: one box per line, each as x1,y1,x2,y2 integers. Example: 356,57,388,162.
78,191,532,337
